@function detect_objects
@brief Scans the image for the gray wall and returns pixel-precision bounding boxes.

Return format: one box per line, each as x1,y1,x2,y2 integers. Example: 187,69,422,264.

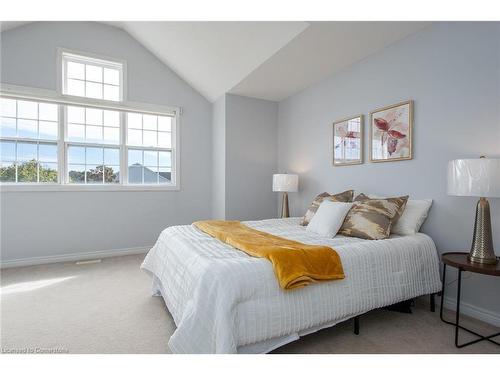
278,22,500,316
210,94,279,220
225,94,278,220
212,95,226,219
0,22,213,261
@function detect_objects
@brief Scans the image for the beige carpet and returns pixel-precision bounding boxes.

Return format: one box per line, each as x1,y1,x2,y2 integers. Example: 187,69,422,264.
1,254,499,354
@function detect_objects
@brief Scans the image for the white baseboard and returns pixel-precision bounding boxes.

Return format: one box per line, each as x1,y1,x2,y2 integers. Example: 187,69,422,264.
0,246,151,269
438,296,500,328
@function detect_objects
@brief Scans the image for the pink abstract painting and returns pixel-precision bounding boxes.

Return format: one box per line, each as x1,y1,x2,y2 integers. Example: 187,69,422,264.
370,101,412,162
333,115,363,166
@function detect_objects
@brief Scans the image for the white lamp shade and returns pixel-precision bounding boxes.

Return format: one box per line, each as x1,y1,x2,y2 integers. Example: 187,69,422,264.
447,158,500,197
273,174,298,192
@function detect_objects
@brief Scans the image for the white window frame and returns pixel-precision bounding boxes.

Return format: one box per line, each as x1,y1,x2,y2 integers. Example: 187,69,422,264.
0,83,181,192
58,48,127,104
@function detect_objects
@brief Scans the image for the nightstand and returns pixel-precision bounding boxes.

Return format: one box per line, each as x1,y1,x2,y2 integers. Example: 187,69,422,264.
440,252,500,348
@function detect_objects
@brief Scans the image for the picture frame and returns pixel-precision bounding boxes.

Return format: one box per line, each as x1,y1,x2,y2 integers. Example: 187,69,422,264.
370,100,413,162
332,115,363,166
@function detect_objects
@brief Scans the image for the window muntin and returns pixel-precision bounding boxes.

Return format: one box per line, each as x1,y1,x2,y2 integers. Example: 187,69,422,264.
67,145,120,184
0,140,58,183
65,104,121,185
126,113,172,148
126,112,172,184
67,106,120,144
1,98,58,140
128,149,172,184
62,52,123,102
0,98,59,184
125,112,173,185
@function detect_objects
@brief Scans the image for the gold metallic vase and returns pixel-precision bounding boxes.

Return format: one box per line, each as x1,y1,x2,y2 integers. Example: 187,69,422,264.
468,197,498,265
280,192,290,218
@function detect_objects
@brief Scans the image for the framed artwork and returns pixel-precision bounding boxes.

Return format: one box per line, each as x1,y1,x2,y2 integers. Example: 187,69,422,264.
333,115,363,166
370,100,413,162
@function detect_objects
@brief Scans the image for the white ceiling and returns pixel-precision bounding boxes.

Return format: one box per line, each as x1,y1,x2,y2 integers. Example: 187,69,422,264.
230,22,431,101
1,21,431,102
110,21,309,102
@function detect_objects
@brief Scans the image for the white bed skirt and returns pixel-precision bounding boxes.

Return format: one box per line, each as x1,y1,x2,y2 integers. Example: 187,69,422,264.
151,275,366,354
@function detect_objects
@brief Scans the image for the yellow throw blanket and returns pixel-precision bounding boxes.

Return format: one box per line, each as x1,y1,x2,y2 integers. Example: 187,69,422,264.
193,220,345,290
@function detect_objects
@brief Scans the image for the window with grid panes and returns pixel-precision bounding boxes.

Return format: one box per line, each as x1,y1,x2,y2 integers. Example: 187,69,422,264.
66,106,121,184
126,112,172,184
0,50,177,189
62,51,123,102
0,98,59,183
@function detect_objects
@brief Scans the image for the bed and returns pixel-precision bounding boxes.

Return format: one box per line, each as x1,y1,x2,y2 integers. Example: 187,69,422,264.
141,217,442,354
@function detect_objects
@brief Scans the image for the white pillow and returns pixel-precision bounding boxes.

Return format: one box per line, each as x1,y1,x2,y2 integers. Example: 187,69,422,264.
306,201,353,237
391,199,433,235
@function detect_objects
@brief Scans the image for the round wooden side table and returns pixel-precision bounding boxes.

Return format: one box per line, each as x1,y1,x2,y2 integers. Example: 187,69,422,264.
440,252,500,348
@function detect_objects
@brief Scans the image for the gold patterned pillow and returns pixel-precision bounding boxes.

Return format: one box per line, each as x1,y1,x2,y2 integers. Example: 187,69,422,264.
301,190,354,226
354,193,408,225
339,195,409,240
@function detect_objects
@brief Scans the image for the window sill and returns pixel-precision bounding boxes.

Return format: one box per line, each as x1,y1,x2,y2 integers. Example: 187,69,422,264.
0,183,180,193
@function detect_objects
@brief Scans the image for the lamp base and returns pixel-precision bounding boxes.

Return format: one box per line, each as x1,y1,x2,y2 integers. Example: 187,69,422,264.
468,197,498,265
280,192,290,218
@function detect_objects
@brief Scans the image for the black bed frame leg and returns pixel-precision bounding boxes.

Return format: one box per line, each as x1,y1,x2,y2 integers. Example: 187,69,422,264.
353,316,360,335
430,293,436,312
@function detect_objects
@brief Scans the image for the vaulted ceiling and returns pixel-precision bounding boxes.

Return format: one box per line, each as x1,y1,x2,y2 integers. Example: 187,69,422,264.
1,21,431,102
107,21,308,102
230,22,431,101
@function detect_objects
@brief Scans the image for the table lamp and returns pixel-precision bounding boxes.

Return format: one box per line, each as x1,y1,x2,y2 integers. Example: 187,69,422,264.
273,174,299,218
447,157,500,264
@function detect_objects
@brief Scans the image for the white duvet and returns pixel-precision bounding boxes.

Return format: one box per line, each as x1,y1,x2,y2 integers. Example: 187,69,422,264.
141,218,441,354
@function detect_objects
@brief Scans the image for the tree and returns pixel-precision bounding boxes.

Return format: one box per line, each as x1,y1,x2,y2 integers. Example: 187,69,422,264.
39,163,58,182
0,162,16,182
0,160,117,183
69,165,118,183
0,159,57,183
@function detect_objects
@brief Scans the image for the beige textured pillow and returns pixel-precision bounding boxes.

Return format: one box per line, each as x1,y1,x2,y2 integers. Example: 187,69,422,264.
339,195,409,240
354,193,408,225
301,190,354,226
